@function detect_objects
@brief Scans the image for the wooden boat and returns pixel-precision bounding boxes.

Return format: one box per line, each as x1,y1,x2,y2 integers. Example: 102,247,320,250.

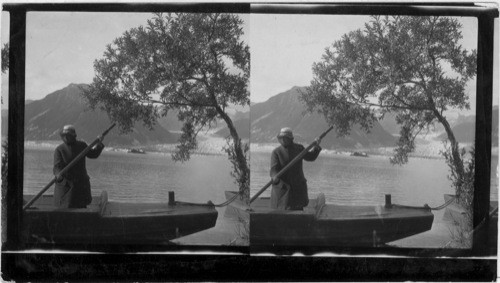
127,148,146,154
350,151,369,157
225,191,434,247
23,191,218,245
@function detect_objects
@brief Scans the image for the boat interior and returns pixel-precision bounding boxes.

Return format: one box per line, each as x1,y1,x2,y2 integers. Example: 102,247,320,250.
24,191,107,215
25,191,216,218
244,191,433,220
250,194,323,216
223,191,325,219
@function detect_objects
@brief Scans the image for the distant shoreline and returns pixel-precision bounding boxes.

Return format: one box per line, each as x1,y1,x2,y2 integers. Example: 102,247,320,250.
23,140,497,159
250,142,496,160
23,140,228,157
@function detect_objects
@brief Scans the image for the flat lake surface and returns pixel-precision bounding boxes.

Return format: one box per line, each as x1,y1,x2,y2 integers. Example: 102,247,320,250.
25,146,498,207
251,150,498,207
24,148,234,205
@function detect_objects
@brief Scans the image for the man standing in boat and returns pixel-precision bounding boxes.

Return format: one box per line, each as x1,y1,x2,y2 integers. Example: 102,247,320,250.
270,127,322,210
53,125,105,208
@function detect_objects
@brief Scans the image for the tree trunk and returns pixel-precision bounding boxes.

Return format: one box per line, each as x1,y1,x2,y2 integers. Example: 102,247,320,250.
434,110,465,196
216,107,250,201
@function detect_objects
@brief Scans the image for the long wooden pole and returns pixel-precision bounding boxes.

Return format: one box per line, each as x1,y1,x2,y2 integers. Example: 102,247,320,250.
23,123,116,210
249,126,334,203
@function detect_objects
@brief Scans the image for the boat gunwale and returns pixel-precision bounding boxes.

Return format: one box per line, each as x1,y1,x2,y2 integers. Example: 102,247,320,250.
226,191,433,219
101,210,218,219
249,203,433,218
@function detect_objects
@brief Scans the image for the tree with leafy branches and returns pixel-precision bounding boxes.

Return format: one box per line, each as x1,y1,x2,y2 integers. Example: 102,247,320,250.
303,16,476,211
83,13,250,200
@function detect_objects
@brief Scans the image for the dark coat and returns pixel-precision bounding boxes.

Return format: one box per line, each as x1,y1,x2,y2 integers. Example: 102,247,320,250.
270,180,290,210
53,140,104,208
270,143,321,209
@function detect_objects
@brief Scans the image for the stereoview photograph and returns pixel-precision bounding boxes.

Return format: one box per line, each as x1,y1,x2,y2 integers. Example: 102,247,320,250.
0,5,497,260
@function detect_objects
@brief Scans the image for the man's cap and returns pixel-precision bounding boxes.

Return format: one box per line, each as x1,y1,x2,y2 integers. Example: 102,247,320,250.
277,127,293,139
60,125,76,136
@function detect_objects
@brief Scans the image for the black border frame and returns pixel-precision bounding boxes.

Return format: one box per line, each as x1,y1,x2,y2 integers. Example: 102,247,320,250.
1,2,497,281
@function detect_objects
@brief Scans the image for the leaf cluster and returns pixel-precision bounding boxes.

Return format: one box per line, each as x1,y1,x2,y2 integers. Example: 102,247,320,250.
83,13,250,161
304,16,477,164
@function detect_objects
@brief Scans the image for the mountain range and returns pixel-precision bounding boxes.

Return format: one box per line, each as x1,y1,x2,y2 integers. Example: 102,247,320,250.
1,83,250,146
17,84,181,146
250,86,396,149
438,107,499,146
250,86,498,149
1,83,496,148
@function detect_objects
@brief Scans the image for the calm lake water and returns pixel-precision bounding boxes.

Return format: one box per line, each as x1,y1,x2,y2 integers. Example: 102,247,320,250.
250,150,499,208
24,146,498,209
24,148,234,205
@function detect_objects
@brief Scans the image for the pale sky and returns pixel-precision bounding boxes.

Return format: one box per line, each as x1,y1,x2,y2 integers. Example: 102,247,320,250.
249,14,487,105
0,11,497,113
250,14,370,102
1,12,249,103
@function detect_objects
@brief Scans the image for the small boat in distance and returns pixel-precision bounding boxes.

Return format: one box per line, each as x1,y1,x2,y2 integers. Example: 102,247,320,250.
127,148,146,154
23,191,218,246
225,191,433,247
351,151,369,157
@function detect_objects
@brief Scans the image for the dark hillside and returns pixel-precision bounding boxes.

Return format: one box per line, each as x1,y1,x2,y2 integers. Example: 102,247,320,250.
19,84,179,146
250,86,396,149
